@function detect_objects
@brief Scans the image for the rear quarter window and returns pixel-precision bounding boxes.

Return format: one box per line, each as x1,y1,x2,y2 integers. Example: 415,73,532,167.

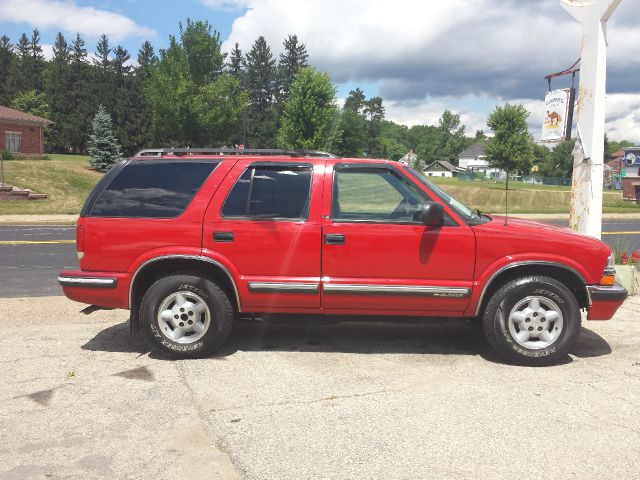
86,160,218,218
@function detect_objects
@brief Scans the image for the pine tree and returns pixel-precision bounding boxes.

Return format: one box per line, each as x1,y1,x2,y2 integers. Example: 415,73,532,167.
227,42,243,77
137,41,158,79
94,34,113,109
89,105,123,172
29,29,45,91
243,36,277,146
45,32,72,151
68,34,93,153
277,34,308,101
343,88,366,114
0,36,15,104
7,33,30,95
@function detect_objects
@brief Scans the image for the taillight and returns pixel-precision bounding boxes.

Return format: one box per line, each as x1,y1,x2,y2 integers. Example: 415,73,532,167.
76,225,85,261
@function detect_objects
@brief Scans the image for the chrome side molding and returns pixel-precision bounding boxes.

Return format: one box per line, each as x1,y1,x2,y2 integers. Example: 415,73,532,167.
323,283,470,297
58,276,117,289
248,282,319,294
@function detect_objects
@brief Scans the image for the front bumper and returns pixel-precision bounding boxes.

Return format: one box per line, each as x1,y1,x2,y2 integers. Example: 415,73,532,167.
586,283,628,320
58,270,131,309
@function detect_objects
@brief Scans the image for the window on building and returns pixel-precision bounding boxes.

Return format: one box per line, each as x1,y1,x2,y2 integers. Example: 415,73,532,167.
5,132,21,153
222,164,313,220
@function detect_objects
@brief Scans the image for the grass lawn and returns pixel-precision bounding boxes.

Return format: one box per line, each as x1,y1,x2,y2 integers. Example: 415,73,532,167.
428,176,638,214
0,154,102,215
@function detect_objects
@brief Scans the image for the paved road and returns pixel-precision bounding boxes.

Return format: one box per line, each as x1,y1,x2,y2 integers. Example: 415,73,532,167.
1,295,639,479
0,219,638,297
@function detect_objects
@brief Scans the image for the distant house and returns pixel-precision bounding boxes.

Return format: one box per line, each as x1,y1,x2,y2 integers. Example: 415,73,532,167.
424,160,465,177
0,105,53,156
458,141,504,178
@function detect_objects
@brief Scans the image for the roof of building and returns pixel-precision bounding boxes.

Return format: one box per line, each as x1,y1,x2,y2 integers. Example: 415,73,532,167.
0,105,53,125
459,141,484,158
426,160,465,172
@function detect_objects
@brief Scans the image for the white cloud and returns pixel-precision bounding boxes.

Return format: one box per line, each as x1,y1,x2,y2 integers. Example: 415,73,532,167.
210,0,640,141
0,0,156,41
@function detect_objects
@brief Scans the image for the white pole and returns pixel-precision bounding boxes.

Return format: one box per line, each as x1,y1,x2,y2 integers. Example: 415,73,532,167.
561,0,621,239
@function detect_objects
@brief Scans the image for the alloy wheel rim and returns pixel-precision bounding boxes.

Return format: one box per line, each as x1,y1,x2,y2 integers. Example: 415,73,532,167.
157,291,211,344
507,295,564,350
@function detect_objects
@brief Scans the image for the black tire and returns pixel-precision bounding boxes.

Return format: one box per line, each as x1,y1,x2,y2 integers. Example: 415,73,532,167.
140,274,234,359
482,275,581,366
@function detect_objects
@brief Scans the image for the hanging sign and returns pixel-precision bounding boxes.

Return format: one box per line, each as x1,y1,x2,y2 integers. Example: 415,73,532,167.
542,88,573,143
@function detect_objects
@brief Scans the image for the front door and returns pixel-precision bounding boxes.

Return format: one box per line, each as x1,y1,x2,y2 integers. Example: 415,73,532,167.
321,162,475,314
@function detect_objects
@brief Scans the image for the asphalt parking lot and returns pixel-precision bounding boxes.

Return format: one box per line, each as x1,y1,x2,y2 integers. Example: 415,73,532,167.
1,296,640,479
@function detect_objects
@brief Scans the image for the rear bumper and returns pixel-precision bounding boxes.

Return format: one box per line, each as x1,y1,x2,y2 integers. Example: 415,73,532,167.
58,270,131,309
586,284,628,320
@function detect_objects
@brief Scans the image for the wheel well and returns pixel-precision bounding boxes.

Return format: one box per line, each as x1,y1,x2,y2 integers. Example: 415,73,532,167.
477,264,589,316
129,258,239,331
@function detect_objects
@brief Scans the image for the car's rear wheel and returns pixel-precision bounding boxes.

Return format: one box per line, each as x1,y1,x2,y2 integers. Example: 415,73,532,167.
482,276,581,366
140,274,234,359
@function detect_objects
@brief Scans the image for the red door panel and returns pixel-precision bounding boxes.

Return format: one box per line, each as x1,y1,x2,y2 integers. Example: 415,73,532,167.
203,160,325,310
321,161,475,313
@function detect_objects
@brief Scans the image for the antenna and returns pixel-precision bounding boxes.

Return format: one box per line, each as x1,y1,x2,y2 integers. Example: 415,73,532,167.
504,170,509,226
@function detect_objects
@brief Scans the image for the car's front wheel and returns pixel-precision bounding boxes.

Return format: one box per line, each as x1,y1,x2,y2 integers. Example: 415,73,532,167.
482,276,581,366
140,274,234,359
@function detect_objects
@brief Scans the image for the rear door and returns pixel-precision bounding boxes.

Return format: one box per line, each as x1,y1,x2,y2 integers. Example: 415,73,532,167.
203,160,324,310
321,162,475,314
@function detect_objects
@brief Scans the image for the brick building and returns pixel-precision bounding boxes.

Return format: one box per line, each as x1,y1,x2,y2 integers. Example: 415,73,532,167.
0,105,53,156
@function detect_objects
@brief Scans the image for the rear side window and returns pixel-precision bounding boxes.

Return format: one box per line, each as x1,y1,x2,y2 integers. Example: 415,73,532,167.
88,161,218,218
222,164,312,220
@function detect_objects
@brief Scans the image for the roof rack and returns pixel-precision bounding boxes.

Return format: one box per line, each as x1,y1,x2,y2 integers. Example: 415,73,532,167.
134,148,339,158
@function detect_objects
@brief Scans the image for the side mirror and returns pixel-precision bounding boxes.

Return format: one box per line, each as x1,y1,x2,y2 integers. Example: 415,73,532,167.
421,201,444,227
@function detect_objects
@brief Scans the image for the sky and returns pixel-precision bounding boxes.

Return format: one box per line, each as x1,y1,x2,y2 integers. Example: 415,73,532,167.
1,0,639,143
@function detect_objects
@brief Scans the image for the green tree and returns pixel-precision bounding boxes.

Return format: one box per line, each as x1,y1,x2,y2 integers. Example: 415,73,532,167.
485,103,535,176
227,42,243,77
363,96,385,156
333,109,368,157
89,105,123,172
7,33,30,95
146,20,246,147
436,110,467,164
277,67,337,150
29,29,45,92
539,140,575,178
277,34,308,101
68,34,94,153
11,90,49,118
0,35,15,104
343,88,366,114
44,32,72,151
243,36,277,146
137,41,158,79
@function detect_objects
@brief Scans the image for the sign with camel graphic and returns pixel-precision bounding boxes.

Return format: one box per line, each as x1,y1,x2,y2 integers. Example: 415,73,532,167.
542,88,573,143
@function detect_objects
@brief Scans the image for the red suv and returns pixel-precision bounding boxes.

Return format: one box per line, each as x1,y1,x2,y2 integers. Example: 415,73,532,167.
59,149,627,365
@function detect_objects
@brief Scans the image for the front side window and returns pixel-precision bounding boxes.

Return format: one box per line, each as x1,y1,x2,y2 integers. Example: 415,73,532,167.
222,164,312,220
332,168,425,222
4,132,21,153
89,160,218,218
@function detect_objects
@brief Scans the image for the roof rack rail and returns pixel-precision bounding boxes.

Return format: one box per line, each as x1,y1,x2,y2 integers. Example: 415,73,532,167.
134,148,339,158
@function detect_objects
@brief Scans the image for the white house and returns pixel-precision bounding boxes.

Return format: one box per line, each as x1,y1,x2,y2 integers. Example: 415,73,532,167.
458,142,505,178
424,160,465,178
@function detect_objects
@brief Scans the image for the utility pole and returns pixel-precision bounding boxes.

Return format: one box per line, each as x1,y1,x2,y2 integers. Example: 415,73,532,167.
561,0,621,239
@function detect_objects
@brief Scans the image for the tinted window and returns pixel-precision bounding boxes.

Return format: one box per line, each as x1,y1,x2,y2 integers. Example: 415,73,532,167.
89,161,218,218
222,165,312,219
332,169,425,222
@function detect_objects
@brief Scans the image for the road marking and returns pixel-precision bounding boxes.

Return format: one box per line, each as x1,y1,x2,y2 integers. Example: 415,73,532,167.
0,240,75,245
601,231,640,235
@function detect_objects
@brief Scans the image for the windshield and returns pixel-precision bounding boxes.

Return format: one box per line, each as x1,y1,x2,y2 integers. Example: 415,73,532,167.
405,166,482,224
